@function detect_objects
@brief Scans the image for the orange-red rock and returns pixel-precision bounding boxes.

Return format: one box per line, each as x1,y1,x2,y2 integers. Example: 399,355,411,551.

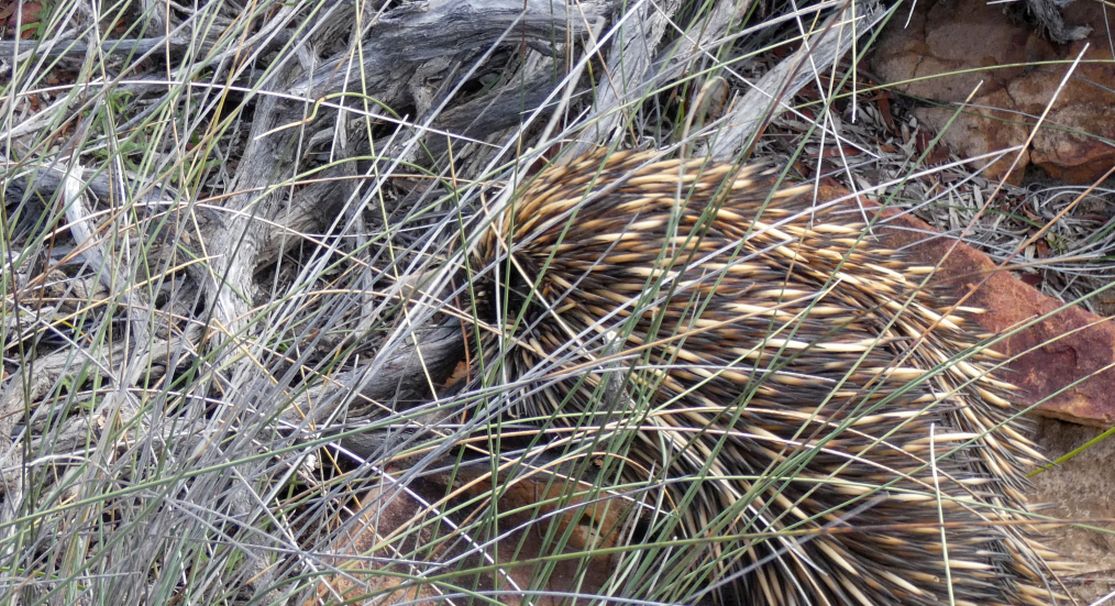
848,191,1115,426
871,0,1115,184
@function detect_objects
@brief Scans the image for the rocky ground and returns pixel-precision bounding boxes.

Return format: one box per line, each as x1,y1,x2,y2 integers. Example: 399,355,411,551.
1034,418,1115,603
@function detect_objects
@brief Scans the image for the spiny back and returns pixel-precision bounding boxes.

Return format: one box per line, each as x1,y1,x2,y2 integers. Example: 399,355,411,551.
471,150,1066,605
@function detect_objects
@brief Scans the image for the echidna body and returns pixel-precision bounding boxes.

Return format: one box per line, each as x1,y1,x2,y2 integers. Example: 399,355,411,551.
472,150,1064,605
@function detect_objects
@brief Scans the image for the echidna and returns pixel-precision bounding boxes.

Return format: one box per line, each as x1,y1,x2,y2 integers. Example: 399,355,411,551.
469,149,1067,605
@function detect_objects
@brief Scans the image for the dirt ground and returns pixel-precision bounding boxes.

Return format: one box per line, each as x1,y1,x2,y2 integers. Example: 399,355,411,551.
1032,418,1115,604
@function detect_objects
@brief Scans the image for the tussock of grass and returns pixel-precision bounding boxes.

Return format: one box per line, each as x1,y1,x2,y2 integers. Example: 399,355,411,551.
0,0,1104,603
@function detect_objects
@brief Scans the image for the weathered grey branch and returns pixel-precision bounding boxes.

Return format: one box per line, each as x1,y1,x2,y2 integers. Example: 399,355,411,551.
3,164,178,208
291,0,612,99
1024,0,1091,43
289,321,464,435
203,60,303,347
707,1,886,160
566,0,756,156
417,68,572,162
205,0,609,365
575,0,681,149
0,36,186,60
0,330,196,503
256,68,567,267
